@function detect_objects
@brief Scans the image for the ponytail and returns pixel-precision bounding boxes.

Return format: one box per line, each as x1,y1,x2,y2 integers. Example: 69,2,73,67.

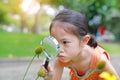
87,34,98,48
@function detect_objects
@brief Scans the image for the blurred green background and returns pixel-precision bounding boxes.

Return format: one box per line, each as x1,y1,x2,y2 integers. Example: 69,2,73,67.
0,31,49,58
0,0,120,58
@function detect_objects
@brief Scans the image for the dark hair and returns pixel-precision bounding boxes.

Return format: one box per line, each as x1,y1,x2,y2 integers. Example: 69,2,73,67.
49,9,97,48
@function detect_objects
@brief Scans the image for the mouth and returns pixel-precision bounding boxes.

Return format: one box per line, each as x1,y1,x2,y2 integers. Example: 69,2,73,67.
58,54,64,57
57,54,65,58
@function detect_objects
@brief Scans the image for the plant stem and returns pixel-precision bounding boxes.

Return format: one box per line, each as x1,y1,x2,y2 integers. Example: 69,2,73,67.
22,54,37,80
35,76,39,80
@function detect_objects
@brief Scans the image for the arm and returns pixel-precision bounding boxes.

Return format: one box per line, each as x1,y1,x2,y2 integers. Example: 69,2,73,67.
100,54,120,79
44,58,64,80
52,58,64,80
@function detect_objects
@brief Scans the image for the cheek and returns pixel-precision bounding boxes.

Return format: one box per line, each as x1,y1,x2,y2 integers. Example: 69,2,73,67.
65,42,82,56
72,44,82,55
74,47,81,55
67,46,81,56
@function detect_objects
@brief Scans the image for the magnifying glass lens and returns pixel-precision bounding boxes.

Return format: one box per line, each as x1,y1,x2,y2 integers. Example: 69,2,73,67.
41,36,59,59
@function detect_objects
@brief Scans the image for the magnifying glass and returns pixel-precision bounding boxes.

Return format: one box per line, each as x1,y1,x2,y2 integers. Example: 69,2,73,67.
40,36,60,70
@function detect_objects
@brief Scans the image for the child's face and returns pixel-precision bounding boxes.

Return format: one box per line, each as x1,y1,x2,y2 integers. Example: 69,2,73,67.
50,22,83,63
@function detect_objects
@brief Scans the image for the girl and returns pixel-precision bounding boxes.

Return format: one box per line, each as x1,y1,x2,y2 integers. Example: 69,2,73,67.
42,9,119,80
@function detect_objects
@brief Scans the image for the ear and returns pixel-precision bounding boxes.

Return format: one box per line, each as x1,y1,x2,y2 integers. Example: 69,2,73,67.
81,35,90,45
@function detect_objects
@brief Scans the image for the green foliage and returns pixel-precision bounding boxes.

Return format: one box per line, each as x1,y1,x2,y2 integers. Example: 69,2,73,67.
78,0,119,34
106,18,120,41
0,0,22,25
39,14,52,29
0,1,12,25
37,0,64,6
0,0,120,40
8,0,22,14
0,31,49,58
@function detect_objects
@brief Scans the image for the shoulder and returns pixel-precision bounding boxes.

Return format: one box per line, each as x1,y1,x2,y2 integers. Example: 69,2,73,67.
89,46,110,68
95,46,110,60
95,46,111,66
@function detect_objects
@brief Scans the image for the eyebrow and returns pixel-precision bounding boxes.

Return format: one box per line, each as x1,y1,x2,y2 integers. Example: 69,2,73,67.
59,37,72,42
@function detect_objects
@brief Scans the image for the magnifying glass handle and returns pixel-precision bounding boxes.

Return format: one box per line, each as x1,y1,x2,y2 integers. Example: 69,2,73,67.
44,57,49,71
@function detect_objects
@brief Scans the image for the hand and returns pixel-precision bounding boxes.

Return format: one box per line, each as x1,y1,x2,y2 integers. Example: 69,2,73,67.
39,63,53,80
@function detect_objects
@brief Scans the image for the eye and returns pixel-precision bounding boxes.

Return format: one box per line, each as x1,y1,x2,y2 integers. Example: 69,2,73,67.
63,41,69,44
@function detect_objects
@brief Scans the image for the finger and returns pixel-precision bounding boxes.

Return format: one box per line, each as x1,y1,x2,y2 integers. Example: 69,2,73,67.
40,63,51,72
44,71,53,80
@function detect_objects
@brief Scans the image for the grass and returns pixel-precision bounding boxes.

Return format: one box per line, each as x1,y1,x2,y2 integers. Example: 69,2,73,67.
0,31,49,58
0,31,120,58
99,42,120,54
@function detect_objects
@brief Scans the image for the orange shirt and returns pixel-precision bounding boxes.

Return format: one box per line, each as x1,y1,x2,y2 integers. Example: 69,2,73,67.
59,46,110,80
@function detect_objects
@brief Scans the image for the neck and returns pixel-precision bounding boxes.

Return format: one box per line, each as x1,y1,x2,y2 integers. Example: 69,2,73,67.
71,45,94,71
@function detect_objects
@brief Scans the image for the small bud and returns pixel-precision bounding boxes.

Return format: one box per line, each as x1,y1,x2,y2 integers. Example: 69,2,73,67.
35,46,44,55
97,61,106,70
37,68,46,77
